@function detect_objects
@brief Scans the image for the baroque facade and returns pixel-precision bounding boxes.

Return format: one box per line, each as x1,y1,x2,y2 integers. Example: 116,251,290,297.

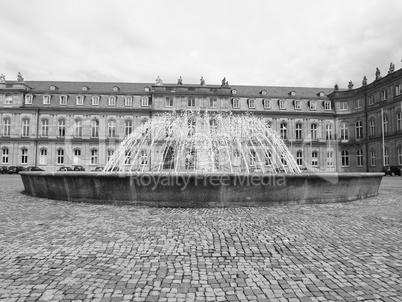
0,68,401,172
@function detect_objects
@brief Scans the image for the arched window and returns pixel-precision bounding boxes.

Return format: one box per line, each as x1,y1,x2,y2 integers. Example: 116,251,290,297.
57,149,64,165
91,149,98,165
357,149,364,167
355,120,363,140
326,150,333,167
41,119,49,137
280,122,287,139
140,150,148,166
73,149,81,165
21,148,28,164
3,117,11,137
311,151,318,167
107,149,114,162
296,150,303,166
1,147,9,164
370,150,376,166
341,150,349,167
39,148,47,165
369,119,376,137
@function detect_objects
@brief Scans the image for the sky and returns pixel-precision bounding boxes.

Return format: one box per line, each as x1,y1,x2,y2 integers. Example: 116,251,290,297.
1,0,402,89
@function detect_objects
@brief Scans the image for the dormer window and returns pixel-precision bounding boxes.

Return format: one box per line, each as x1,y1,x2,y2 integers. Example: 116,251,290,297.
324,101,332,110
25,94,33,104
261,90,267,95
108,96,116,106
76,95,84,106
318,91,325,97
309,100,317,111
124,96,133,106
294,100,301,110
82,86,89,91
50,85,56,91
113,86,119,92
279,99,286,110
232,98,240,109
43,95,51,105
144,87,150,92
92,96,100,106
59,95,67,106
289,91,296,96
141,96,149,107
248,99,255,109
263,99,271,109
231,89,237,95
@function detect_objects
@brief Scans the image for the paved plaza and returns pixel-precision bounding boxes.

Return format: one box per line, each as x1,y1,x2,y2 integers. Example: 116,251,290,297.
0,175,402,302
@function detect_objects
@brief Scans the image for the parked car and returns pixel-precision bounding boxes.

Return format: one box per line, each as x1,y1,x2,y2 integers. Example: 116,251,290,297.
382,165,401,176
0,166,8,174
58,166,73,171
91,166,104,172
7,166,25,174
73,165,85,171
24,166,45,171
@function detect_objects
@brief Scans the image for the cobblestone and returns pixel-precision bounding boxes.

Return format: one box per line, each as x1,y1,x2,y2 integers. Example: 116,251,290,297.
1,175,402,301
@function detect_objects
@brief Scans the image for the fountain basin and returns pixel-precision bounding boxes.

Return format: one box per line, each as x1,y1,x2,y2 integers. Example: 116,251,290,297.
20,172,383,207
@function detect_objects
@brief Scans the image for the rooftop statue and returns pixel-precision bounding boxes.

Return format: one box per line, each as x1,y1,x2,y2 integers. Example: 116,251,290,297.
375,68,381,80
200,76,205,86
17,72,24,82
221,77,228,86
334,83,339,91
388,62,395,74
362,76,367,86
177,76,183,85
348,80,354,90
155,76,163,86
0,73,5,83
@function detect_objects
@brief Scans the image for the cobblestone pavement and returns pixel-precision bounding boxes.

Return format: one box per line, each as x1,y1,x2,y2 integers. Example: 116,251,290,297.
1,175,402,302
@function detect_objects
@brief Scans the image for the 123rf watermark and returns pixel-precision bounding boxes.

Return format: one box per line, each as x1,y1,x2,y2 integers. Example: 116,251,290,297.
128,173,287,191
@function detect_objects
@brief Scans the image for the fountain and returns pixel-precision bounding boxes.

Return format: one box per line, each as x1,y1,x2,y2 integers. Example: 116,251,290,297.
20,111,383,207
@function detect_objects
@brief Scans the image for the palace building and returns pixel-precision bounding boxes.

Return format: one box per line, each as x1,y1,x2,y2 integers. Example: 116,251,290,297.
0,67,401,172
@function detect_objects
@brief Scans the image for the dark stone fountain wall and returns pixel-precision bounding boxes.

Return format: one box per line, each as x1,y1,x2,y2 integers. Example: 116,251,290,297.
20,172,383,207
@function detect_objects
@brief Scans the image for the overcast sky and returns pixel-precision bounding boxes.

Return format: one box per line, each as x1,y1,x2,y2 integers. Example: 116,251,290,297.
1,0,401,89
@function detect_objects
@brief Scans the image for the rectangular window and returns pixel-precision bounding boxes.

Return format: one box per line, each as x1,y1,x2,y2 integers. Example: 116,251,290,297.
41,119,49,137
279,100,286,110
354,99,362,109
263,99,271,109
326,150,333,168
369,120,376,137
21,149,28,164
395,84,401,96
324,101,331,110
249,150,256,166
108,120,116,138
58,120,66,137
248,99,255,109
22,119,30,137
107,149,114,162
3,118,11,136
43,95,50,105
357,150,364,167
310,124,317,140
384,149,389,166
75,120,82,138
188,97,195,107
91,149,98,165
91,120,99,138
108,96,116,106
397,112,402,132
339,102,348,110
341,151,349,167
296,151,303,166
295,124,302,140
5,95,13,105
209,98,217,108
60,95,67,106
92,96,100,106
141,97,149,107
232,99,240,109
73,149,81,165
76,96,84,106
340,123,349,141
125,120,133,136
25,95,33,104
309,101,317,111
311,151,318,167
294,100,301,110
381,90,388,101
124,96,132,107
2,148,9,164
57,149,64,165
370,150,376,166
368,95,374,105
39,149,47,165
326,124,332,141
165,97,174,107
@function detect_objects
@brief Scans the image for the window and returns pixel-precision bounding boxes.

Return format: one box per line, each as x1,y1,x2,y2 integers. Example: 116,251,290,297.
263,99,271,109
60,95,67,106
311,151,318,167
279,100,286,110
22,119,30,137
397,112,402,132
384,148,389,165
370,150,376,166
107,149,114,162
25,94,33,104
124,150,132,165
369,119,376,137
249,150,256,166
76,95,84,106
188,97,195,107
248,99,255,109
108,120,116,138
41,119,49,137
326,150,333,168
73,149,81,165
57,149,64,165
280,122,287,139
294,100,301,110
383,115,389,135
296,150,303,166
339,102,348,110
354,99,362,109
380,90,388,101
125,120,133,136
264,150,272,166
39,148,47,165
395,84,401,96
324,101,331,110
357,150,363,167
232,99,240,109
124,96,133,107
58,119,66,137
210,98,217,108
43,95,51,105
2,148,9,164
141,97,149,107
340,122,349,141
5,95,12,105
341,150,349,167
398,147,402,165
113,86,119,92
91,149,98,165
50,85,56,91
185,148,196,169
140,150,148,166
233,149,241,167
165,97,174,107
92,96,100,106
368,95,374,105
326,124,332,141
310,124,317,140
21,148,28,164
74,120,82,138
91,119,99,138
82,86,88,91
163,146,175,169
355,120,363,140
3,118,11,136
108,96,116,106
309,101,317,111
281,154,287,166
295,123,302,140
